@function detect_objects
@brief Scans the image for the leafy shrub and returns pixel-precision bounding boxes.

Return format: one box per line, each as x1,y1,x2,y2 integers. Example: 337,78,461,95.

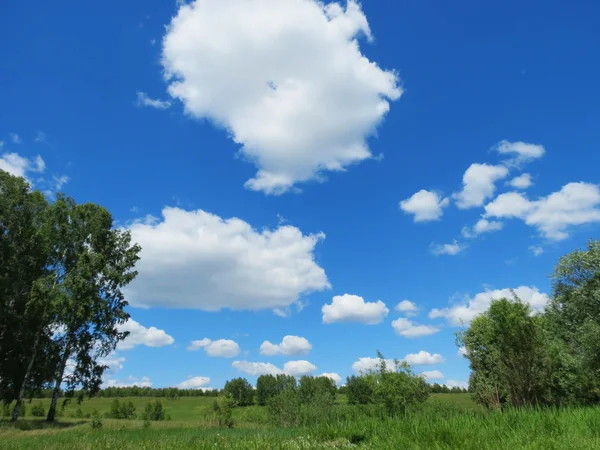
267,389,302,428
142,400,169,421
223,377,254,406
109,399,137,420
2,403,10,417
346,375,374,405
90,410,103,429
298,376,336,404
30,402,46,417
74,407,84,419
213,394,236,428
142,419,151,429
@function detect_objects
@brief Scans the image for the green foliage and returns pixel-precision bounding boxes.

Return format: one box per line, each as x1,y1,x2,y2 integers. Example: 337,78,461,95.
256,374,277,406
274,374,297,393
346,375,374,405
267,389,302,428
30,402,46,417
90,410,103,429
223,378,254,407
212,394,236,428
298,376,336,404
142,400,169,421
108,399,137,420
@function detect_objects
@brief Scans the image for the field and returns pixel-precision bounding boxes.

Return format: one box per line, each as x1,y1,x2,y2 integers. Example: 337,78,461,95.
1,394,600,449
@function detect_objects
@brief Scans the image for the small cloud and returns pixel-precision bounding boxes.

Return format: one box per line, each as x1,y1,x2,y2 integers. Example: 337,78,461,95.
508,173,533,190
53,175,69,191
400,190,449,222
394,300,418,317
260,336,311,356
494,140,545,166
150,39,157,46
529,246,544,257
9,133,22,144
431,240,465,256
188,338,240,358
34,131,47,144
135,92,172,110
421,370,444,380
391,318,440,338
322,294,389,325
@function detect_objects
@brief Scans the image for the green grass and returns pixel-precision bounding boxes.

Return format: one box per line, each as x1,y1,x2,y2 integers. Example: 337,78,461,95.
2,394,599,449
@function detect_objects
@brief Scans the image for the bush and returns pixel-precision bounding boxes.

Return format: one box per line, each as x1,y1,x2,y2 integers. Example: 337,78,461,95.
142,400,169,421
346,375,374,405
367,353,430,416
267,389,302,428
74,407,84,419
90,410,103,429
109,399,137,420
298,376,336,405
213,394,236,428
223,377,254,406
2,403,11,417
30,402,46,417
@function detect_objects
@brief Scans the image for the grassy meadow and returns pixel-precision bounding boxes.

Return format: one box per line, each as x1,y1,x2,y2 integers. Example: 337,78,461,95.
2,394,600,449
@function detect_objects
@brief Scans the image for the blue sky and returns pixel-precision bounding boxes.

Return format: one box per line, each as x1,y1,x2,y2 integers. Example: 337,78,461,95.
1,0,599,390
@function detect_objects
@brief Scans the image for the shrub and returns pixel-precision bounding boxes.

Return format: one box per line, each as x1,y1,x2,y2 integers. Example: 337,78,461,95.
298,376,336,405
213,394,236,428
109,399,137,420
267,389,302,428
142,400,168,421
346,375,374,405
74,407,84,419
223,377,254,406
30,402,46,417
366,353,430,416
90,410,103,429
2,403,11,417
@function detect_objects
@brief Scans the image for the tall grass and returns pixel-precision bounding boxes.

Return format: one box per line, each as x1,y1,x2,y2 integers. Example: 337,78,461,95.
1,396,599,449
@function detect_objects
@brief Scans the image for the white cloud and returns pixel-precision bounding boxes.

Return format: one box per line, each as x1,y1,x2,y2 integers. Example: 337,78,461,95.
0,152,45,179
403,351,444,365
125,207,329,310
431,240,465,256
53,175,69,191
188,338,240,358
322,294,389,325
395,300,418,316
98,356,126,372
352,357,395,373
34,131,47,144
320,373,342,384
135,91,172,110
462,219,503,238
117,319,175,350
509,173,533,189
453,163,509,209
283,360,317,376
400,190,449,222
391,318,440,338
162,0,401,194
495,140,545,164
260,336,312,356
485,183,600,240
176,376,211,389
457,346,468,357
105,376,153,388
9,133,22,144
444,380,468,389
232,361,283,376
429,286,549,326
421,370,444,380
529,246,544,257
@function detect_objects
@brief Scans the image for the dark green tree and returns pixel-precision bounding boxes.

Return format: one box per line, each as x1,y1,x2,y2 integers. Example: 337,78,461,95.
223,377,254,406
256,374,277,406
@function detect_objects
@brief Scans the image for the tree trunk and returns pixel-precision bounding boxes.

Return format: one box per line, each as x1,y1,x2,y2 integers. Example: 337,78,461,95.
11,332,41,422
46,339,71,423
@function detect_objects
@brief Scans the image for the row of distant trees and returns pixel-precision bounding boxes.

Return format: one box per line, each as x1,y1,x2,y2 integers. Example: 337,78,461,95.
0,170,141,422
459,240,600,409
